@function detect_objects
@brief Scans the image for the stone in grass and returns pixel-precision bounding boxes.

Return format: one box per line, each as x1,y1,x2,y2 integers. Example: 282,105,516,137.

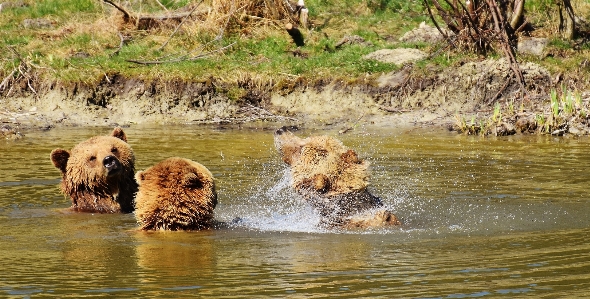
363,48,427,66
517,37,548,57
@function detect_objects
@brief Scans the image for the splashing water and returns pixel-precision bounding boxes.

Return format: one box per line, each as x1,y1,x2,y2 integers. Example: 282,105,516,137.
224,168,325,233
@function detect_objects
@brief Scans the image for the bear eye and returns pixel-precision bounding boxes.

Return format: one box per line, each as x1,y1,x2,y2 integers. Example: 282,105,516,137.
111,147,118,154
89,156,97,162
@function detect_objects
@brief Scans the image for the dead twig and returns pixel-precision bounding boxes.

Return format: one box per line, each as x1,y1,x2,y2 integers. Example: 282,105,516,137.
154,0,168,11
6,46,37,95
377,105,412,113
339,113,365,134
126,42,236,65
485,0,525,93
237,103,299,122
0,69,17,93
103,0,133,23
158,0,204,51
111,31,126,57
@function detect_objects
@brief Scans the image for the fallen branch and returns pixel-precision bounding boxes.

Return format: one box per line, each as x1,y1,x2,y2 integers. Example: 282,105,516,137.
126,42,236,65
103,0,199,30
0,69,17,92
103,0,133,23
110,31,126,57
377,105,412,113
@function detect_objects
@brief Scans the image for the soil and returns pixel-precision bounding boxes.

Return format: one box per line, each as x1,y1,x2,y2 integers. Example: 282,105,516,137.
1,55,589,137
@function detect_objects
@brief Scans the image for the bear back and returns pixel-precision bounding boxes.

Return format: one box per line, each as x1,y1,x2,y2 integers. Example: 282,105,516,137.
134,157,217,231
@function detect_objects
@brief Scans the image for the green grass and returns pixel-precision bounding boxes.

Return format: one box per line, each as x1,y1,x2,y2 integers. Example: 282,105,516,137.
0,0,588,89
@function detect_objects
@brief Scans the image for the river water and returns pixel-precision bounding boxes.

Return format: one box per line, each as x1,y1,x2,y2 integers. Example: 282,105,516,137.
0,124,589,298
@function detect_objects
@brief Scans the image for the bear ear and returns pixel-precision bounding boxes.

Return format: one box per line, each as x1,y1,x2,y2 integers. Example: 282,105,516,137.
111,127,127,143
280,144,303,165
183,172,204,189
341,149,360,164
134,171,144,185
50,149,70,174
312,173,330,193
297,174,330,193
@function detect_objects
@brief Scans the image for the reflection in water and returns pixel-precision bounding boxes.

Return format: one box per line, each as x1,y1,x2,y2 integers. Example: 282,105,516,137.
0,125,590,297
134,230,216,279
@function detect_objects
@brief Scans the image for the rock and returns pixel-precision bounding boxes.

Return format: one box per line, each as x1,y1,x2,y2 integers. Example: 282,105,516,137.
495,122,516,136
70,52,90,59
1,125,24,140
551,128,567,136
0,0,27,12
568,126,581,135
363,48,427,66
517,37,548,57
377,66,411,88
514,115,537,133
335,35,373,49
399,22,448,44
22,18,54,29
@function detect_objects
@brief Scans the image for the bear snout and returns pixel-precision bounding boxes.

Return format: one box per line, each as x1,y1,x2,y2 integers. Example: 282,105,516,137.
103,155,121,176
275,126,299,136
275,126,288,136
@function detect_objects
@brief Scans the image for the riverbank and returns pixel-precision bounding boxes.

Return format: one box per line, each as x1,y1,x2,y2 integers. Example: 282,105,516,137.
1,1,589,137
2,55,589,139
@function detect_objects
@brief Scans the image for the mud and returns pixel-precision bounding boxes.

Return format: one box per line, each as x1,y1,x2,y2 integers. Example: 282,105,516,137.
1,57,589,136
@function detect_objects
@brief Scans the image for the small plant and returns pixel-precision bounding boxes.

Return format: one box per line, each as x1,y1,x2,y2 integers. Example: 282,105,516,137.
535,114,546,126
563,94,575,115
507,100,515,115
575,91,583,107
492,103,502,124
454,113,467,131
550,89,560,117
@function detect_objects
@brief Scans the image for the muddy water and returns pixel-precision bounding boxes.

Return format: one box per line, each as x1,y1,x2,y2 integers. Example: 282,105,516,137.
1,125,589,298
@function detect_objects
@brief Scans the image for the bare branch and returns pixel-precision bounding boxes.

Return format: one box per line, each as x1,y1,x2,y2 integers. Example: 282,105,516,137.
158,0,204,51
111,31,126,57
103,0,133,23
154,0,168,11
126,42,236,65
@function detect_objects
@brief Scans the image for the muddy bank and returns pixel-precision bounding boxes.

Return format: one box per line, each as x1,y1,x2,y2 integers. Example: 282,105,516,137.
1,58,589,136
0,72,447,131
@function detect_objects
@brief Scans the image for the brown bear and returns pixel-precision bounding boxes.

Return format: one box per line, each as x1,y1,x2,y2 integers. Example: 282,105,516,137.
274,126,401,228
50,127,137,213
134,157,217,231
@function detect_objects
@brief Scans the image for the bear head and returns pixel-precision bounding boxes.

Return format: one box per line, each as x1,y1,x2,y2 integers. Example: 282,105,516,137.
274,126,401,228
50,127,137,213
274,126,369,196
134,157,217,231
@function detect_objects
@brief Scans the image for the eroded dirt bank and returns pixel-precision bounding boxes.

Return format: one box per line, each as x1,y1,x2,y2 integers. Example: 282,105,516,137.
1,58,589,137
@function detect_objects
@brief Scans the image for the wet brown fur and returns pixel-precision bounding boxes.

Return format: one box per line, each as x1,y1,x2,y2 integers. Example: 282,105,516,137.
134,157,217,231
50,127,137,213
274,127,401,228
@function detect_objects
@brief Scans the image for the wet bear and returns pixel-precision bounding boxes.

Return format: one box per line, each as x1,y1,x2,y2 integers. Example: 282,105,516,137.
134,157,217,231
50,127,137,213
274,126,401,228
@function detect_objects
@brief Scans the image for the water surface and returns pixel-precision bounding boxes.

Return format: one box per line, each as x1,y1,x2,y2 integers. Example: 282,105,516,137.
1,125,589,298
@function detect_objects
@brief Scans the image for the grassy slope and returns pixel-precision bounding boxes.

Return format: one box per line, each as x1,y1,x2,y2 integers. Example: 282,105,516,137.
0,0,588,88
